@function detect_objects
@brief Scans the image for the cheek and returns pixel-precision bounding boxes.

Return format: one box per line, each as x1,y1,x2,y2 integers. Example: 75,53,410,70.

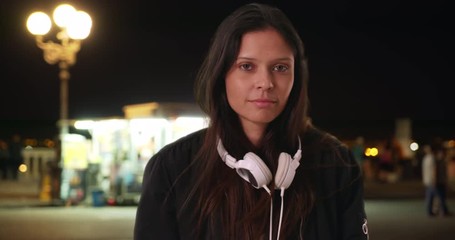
225,73,244,103
286,83,294,98
225,81,241,107
279,78,294,100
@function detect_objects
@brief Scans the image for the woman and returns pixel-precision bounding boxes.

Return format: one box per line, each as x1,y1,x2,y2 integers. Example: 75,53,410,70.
134,3,368,240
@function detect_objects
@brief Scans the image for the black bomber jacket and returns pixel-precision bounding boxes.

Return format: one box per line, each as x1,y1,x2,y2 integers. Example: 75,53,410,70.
134,126,369,240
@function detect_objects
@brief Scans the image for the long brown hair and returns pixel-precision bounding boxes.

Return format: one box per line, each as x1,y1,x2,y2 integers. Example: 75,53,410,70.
188,3,314,239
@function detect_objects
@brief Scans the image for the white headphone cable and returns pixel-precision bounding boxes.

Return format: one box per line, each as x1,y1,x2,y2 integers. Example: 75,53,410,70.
266,187,285,240
276,188,285,240
269,197,273,240
262,185,273,240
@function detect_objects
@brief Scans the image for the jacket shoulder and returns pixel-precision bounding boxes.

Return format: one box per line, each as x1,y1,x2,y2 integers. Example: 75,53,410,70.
302,125,350,164
145,128,206,177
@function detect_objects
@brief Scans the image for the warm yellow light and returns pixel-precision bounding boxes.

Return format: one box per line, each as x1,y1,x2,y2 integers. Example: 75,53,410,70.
26,12,51,35
44,139,55,148
365,147,378,157
66,11,92,40
18,164,28,173
53,4,76,28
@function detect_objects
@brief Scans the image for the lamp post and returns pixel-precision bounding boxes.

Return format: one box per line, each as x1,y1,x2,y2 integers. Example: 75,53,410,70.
27,4,92,201
26,3,92,139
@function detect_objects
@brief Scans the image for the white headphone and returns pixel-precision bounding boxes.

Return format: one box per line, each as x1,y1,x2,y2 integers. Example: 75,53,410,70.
216,137,302,240
216,137,302,191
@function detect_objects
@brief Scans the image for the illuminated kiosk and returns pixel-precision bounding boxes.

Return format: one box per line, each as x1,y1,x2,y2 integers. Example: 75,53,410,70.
74,102,207,205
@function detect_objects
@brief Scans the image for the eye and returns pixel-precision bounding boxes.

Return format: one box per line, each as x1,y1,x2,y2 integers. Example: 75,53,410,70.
239,63,253,71
272,64,289,72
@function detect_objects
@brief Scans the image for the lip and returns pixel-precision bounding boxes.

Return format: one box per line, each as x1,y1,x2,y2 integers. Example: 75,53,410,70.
250,99,276,108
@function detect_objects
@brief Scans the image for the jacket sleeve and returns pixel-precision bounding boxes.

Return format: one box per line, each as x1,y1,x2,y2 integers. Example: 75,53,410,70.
339,148,369,240
134,151,180,240
301,134,369,240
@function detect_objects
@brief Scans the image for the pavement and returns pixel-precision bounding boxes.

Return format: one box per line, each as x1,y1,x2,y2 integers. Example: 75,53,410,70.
0,178,65,208
1,177,455,208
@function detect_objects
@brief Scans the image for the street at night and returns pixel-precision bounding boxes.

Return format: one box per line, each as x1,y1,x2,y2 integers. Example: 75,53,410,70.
1,1,454,239
1,199,454,240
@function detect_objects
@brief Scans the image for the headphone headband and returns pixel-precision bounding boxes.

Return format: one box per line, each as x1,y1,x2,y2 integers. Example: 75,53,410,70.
217,140,238,169
217,137,302,167
217,137,302,186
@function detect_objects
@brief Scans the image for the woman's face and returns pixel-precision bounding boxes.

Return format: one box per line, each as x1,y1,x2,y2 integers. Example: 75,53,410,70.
225,28,294,132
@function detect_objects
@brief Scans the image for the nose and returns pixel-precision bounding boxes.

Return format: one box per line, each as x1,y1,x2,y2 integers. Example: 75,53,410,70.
255,68,274,90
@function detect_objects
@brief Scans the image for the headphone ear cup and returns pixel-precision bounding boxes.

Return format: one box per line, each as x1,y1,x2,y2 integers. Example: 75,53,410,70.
236,152,273,189
275,152,296,189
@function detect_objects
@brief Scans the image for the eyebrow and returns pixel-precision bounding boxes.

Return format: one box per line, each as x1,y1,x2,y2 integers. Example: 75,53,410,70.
236,56,293,62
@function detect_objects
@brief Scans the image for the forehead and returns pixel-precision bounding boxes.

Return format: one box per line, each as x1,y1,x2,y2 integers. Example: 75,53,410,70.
241,27,287,45
237,28,293,58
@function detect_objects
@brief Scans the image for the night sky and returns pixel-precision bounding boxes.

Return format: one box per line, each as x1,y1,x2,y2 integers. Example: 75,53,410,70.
0,0,454,141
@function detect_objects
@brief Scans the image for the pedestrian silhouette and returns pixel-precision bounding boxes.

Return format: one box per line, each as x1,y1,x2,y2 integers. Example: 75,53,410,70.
7,134,24,181
422,143,452,217
434,146,452,216
0,139,10,180
351,136,366,172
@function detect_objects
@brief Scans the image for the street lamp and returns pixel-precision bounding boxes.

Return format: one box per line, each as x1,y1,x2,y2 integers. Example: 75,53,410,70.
26,3,92,138
27,4,92,201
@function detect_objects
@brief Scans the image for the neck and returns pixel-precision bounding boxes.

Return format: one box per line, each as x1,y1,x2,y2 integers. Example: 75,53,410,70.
241,123,267,147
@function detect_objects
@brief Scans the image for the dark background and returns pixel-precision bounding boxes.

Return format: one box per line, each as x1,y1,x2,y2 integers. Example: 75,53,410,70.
1,0,454,142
